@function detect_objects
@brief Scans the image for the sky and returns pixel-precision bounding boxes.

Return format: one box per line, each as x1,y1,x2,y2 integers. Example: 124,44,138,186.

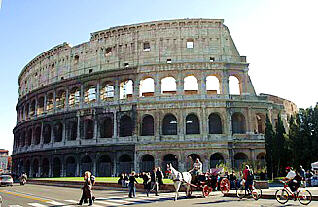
0,0,318,154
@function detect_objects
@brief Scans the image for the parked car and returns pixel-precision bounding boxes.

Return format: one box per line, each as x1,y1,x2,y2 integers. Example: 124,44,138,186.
0,174,14,186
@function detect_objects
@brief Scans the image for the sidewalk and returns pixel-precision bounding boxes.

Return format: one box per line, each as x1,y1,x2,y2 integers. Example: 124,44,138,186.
224,186,318,201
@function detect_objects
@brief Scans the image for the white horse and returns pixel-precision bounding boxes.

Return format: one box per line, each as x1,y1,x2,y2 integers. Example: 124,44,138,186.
166,163,192,201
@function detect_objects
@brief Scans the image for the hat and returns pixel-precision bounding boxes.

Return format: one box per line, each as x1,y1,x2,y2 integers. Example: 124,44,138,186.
285,166,291,170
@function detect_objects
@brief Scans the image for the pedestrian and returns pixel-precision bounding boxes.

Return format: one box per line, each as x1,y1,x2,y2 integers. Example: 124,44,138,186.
300,165,306,179
142,172,151,197
151,167,159,196
78,171,93,206
305,170,313,187
229,171,237,189
156,167,164,188
123,173,129,187
118,173,124,185
128,171,138,198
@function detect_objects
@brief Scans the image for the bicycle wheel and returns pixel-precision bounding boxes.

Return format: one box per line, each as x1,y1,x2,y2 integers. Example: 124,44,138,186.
298,189,312,205
236,186,246,199
252,187,262,200
275,189,289,204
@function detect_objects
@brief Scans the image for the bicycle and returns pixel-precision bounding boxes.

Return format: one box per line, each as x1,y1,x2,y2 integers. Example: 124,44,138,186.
236,179,262,200
275,180,312,205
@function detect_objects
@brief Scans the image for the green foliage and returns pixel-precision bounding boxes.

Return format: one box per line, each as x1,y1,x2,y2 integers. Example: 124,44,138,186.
265,103,318,177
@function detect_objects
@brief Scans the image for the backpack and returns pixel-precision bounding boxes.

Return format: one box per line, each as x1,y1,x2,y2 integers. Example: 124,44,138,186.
247,170,254,181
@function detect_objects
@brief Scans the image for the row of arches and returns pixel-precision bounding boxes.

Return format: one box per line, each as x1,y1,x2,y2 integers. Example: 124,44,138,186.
15,111,259,148
17,152,265,178
18,75,243,121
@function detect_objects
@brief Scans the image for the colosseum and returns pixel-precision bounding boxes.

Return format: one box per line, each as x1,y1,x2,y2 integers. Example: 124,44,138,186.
12,18,297,178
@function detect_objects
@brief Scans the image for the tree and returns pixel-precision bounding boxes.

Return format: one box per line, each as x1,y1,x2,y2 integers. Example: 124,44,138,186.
264,114,274,179
273,113,287,176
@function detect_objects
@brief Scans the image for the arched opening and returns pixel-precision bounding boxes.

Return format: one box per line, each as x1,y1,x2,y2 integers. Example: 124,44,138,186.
140,154,155,172
98,155,112,177
100,117,113,138
229,76,240,95
162,154,178,172
46,93,54,111
231,112,246,134
42,158,50,177
141,115,154,136
210,153,225,168
206,75,220,95
184,75,198,95
208,113,223,134
25,103,30,119
161,77,176,95
256,114,265,134
139,78,155,97
186,154,201,170
186,113,200,134
26,128,32,146
53,122,63,142
84,119,94,139
68,121,77,140
37,97,45,115
81,155,92,175
100,82,114,100
56,90,66,109
119,115,133,137
234,153,248,169
66,156,76,177
84,85,96,103
20,131,25,147
120,80,133,99
69,87,80,107
53,157,61,177
256,153,266,169
32,159,39,177
43,124,52,144
118,154,133,174
34,126,41,145
25,160,30,177
30,100,36,116
162,114,177,135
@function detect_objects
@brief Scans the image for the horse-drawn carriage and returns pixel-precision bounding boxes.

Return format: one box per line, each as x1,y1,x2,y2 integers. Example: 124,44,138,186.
166,164,231,200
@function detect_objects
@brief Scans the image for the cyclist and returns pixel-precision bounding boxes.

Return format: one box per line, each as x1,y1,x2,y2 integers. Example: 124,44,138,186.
283,167,302,200
243,165,254,191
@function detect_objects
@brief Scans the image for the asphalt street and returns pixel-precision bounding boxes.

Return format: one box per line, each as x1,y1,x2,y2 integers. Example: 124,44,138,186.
0,184,317,207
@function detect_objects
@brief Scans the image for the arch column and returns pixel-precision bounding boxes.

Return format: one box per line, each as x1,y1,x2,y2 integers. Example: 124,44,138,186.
113,111,118,139
176,77,184,95
76,113,81,140
133,79,139,100
40,122,44,145
65,88,69,110
96,81,100,104
53,90,56,111
114,79,120,102
80,85,84,107
221,73,229,95
154,75,161,97
43,95,47,113
179,111,185,141
201,105,208,140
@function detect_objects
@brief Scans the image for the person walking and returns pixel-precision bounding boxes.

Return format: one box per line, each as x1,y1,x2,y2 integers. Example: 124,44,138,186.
156,167,164,194
142,172,152,197
151,167,159,196
78,171,93,206
128,171,138,198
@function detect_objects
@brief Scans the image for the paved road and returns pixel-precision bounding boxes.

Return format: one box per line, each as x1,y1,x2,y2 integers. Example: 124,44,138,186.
0,184,317,207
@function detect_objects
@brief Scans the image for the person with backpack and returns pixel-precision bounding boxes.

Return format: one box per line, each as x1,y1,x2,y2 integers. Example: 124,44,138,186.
78,171,93,206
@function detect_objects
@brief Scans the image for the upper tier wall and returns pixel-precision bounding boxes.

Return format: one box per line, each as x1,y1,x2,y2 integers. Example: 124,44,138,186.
18,18,245,98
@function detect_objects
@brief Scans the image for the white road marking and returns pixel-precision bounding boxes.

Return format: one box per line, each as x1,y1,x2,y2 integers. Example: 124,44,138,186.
94,200,124,206
64,199,78,203
9,205,23,207
107,199,133,203
28,203,48,207
47,201,65,205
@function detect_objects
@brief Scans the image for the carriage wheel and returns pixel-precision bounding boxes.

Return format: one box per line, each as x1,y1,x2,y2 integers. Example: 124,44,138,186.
220,178,230,194
202,185,210,197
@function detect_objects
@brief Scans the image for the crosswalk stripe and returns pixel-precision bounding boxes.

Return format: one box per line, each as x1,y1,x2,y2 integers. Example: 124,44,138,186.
94,200,124,206
64,200,78,203
47,201,65,205
9,205,23,207
28,203,48,207
107,199,133,203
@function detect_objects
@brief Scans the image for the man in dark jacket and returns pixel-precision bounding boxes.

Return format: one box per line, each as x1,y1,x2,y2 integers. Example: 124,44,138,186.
151,167,159,196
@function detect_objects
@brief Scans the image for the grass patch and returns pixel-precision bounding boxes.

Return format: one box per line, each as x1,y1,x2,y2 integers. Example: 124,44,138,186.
30,177,174,184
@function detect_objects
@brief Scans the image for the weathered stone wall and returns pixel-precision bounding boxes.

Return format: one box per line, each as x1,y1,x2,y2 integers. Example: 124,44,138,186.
12,19,296,177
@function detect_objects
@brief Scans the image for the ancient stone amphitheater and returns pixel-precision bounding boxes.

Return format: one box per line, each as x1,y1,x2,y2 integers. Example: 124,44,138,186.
12,19,297,178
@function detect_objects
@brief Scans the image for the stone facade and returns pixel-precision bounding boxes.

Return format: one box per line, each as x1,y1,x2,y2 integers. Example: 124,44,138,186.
12,19,297,177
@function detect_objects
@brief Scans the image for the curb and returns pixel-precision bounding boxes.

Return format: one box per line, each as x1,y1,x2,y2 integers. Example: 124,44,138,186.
224,192,318,201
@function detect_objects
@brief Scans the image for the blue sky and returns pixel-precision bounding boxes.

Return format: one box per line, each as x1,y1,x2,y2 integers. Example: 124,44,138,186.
1,0,317,153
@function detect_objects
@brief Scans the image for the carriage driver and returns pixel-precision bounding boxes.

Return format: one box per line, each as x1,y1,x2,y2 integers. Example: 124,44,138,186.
190,158,203,176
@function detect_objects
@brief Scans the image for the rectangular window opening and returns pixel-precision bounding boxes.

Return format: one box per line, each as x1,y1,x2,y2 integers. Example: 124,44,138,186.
143,42,150,51
89,69,93,73
166,59,172,64
186,41,194,49
124,62,129,68
210,57,215,62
